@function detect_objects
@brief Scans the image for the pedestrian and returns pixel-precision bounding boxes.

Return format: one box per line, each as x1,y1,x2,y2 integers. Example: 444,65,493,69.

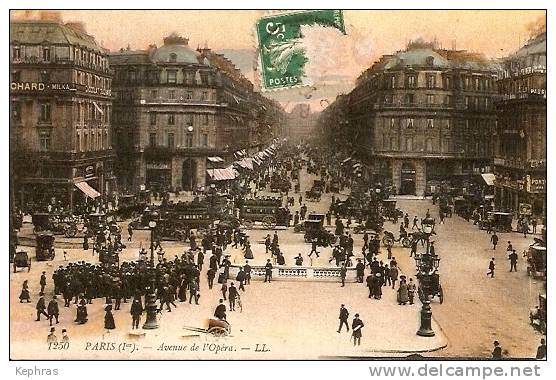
47,327,57,344
264,234,271,254
355,259,365,283
35,295,49,321
308,238,319,257
189,281,199,305
492,341,502,359
236,267,246,291
397,277,409,305
221,280,228,300
228,283,238,311
40,271,47,294
506,241,513,255
264,259,273,283
351,314,364,346
244,261,252,285
339,264,347,287
532,218,538,234
509,250,518,272
197,250,204,272
207,267,216,289
390,265,399,289
536,338,546,359
214,299,227,320
295,253,304,266
127,223,133,241
61,329,69,343
404,213,409,229
337,304,349,333
487,258,496,278
19,280,31,303
408,278,416,305
412,216,419,230
410,239,417,257
104,304,115,331
490,232,499,250
47,295,60,326
75,299,88,324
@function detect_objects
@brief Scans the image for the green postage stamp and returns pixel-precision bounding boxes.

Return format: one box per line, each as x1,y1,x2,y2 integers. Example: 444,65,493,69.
256,10,346,91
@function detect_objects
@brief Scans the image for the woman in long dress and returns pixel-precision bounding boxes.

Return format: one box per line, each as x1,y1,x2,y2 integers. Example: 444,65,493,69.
104,304,116,330
397,279,409,305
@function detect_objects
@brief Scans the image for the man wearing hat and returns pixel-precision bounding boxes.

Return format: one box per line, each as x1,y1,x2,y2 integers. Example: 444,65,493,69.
355,259,365,283
47,295,60,326
47,327,57,344
130,298,143,329
214,299,227,320
264,259,273,283
40,271,47,294
351,314,364,346
487,258,496,278
337,304,349,333
35,295,49,321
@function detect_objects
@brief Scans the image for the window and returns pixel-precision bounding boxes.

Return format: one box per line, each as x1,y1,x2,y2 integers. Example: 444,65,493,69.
390,137,397,150
384,94,393,104
42,46,50,61
465,96,471,109
446,119,452,129
11,71,21,82
76,132,81,152
13,46,21,60
444,76,452,89
185,71,195,85
201,91,208,101
151,90,158,99
168,90,175,100
185,114,193,125
40,71,50,83
427,119,434,129
405,93,414,104
169,53,177,63
167,70,177,84
185,134,193,147
426,75,436,89
426,138,433,152
200,72,209,85
406,137,413,151
426,94,435,105
39,102,51,122
129,71,136,82
11,102,21,122
202,133,208,147
167,133,175,148
390,118,396,128
150,113,157,126
149,132,157,147
185,91,193,100
389,75,396,88
406,118,414,129
39,131,51,151
202,114,209,125
444,95,453,105
426,56,435,66
406,75,416,88
168,113,175,125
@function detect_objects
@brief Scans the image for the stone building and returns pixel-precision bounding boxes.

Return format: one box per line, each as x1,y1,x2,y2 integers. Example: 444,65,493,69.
10,19,115,211
320,40,500,196
285,104,318,142
493,32,546,217
109,33,282,192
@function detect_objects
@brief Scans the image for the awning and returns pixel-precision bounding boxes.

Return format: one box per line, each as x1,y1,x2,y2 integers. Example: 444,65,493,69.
75,181,101,199
236,158,254,170
252,156,263,165
207,156,224,163
207,166,238,181
342,157,352,164
481,173,496,186
234,150,247,159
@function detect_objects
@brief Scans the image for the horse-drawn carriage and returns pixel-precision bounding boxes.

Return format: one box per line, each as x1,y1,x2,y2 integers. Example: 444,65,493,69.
239,198,289,229
270,176,291,193
13,251,31,272
36,231,55,261
382,230,412,248
381,199,403,222
114,194,148,220
303,218,336,246
415,252,443,304
305,188,322,202
32,212,78,237
482,212,513,232
526,238,546,279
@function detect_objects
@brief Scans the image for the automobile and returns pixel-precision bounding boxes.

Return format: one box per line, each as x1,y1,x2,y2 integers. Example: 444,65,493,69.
484,211,513,232
303,219,336,246
526,239,546,279
13,251,31,273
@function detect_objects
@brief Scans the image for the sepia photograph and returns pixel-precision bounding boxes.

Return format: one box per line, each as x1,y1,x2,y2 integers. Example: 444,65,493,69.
7,7,548,364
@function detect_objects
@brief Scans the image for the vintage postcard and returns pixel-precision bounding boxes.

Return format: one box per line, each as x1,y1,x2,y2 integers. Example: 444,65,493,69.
8,8,547,364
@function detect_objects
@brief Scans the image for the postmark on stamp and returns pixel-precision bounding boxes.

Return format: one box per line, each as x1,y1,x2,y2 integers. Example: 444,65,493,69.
256,10,346,91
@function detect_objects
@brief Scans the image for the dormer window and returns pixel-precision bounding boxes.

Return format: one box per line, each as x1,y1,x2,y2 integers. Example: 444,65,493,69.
42,46,51,62
13,46,21,60
426,56,434,66
169,53,177,63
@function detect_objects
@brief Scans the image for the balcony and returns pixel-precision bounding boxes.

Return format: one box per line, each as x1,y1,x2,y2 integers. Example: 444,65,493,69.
493,157,546,171
375,102,464,111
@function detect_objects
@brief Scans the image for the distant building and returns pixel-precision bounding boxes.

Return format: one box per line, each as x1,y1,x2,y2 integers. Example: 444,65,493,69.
109,33,283,192
286,104,318,142
493,32,546,217
320,40,499,196
10,19,115,211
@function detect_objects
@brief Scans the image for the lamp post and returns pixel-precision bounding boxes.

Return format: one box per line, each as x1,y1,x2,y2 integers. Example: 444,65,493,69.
143,218,159,329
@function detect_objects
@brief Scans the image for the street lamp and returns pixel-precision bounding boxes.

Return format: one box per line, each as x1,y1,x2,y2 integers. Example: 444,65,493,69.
143,217,158,329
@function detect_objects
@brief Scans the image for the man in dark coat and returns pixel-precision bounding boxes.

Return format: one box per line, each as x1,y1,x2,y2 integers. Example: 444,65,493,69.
308,238,319,258
228,283,239,311
536,338,546,359
214,299,227,320
490,232,499,250
35,296,49,321
197,250,204,272
337,304,349,333
351,314,364,346
244,261,252,285
340,264,347,287
264,259,273,283
47,295,60,326
207,267,216,289
492,341,502,359
509,250,518,272
487,258,496,278
40,271,47,294
355,259,365,283
236,268,246,291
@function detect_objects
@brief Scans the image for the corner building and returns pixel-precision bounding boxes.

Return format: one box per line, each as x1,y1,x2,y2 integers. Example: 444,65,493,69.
344,40,499,196
109,33,280,193
10,20,115,211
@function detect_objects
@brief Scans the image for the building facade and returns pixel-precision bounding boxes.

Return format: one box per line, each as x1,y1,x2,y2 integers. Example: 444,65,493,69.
320,40,499,196
109,33,283,193
10,19,115,211
493,32,546,217
285,104,318,142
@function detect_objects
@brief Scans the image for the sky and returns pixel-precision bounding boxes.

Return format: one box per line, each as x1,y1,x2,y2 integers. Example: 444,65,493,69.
11,10,546,111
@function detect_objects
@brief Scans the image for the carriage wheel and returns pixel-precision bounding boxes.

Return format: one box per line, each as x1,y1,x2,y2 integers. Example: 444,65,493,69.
401,237,411,248
243,220,253,229
382,236,393,246
208,326,228,337
439,286,444,304
262,216,276,229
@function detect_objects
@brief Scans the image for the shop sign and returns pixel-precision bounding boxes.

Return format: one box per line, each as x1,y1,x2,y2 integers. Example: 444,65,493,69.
527,175,546,193
146,163,170,170
85,165,95,178
10,82,76,92
519,203,532,216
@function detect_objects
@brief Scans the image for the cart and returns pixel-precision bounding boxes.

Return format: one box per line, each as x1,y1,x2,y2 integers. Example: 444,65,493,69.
305,188,322,202
35,231,55,261
415,253,443,304
183,318,231,337
381,199,403,222
526,240,546,279
487,212,513,232
13,251,31,273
